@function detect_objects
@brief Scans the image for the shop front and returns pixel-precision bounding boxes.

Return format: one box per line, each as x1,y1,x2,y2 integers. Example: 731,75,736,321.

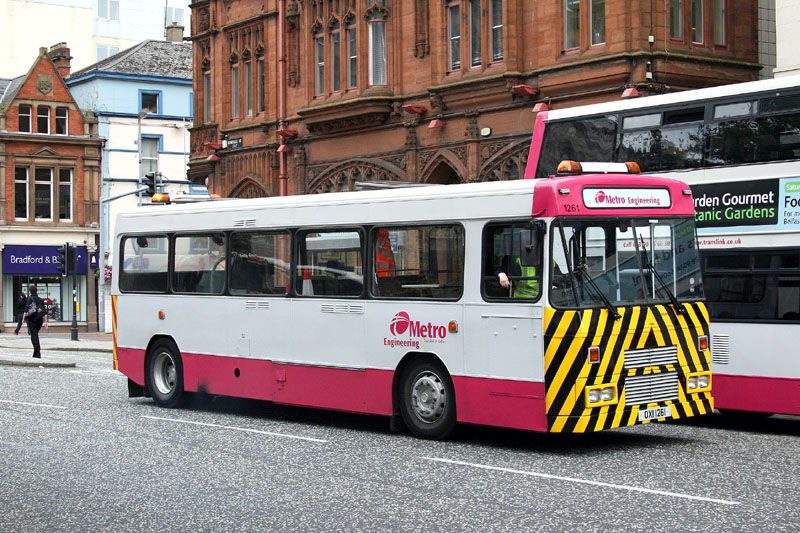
3,245,89,324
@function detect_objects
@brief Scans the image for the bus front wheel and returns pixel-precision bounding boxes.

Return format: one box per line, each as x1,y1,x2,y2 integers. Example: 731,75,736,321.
399,359,456,440
147,340,185,408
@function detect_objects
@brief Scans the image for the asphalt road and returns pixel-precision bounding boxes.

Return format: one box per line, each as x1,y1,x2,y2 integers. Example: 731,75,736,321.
1,348,798,532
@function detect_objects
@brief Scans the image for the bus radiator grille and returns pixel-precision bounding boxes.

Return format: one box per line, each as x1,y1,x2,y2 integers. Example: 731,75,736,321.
624,346,679,369
624,372,679,406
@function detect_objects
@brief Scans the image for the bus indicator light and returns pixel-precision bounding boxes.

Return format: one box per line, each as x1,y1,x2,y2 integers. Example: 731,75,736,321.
448,321,458,333
588,346,600,363
158,310,165,320
698,335,709,351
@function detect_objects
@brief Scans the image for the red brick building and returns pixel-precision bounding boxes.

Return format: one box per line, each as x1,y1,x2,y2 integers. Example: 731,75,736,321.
188,0,759,198
0,44,103,330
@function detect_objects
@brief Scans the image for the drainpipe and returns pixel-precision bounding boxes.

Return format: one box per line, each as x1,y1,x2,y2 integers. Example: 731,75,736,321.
278,0,288,196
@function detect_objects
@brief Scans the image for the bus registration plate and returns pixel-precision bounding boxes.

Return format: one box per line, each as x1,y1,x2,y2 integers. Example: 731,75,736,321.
638,406,672,422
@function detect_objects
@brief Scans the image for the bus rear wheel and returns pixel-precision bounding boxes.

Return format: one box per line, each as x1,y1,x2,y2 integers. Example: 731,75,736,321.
147,340,185,408
399,359,456,440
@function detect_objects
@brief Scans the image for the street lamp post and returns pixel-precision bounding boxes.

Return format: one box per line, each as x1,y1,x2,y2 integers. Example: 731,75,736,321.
137,111,147,206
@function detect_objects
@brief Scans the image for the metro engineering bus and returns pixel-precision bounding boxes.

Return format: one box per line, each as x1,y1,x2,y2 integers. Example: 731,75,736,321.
112,162,712,439
526,76,800,417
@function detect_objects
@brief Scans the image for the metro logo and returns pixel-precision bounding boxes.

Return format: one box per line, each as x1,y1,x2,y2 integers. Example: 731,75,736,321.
386,312,448,346
583,187,671,209
390,312,411,335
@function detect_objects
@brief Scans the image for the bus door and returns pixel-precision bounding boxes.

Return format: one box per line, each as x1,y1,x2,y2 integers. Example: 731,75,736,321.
462,222,546,431
283,229,367,411
219,231,292,400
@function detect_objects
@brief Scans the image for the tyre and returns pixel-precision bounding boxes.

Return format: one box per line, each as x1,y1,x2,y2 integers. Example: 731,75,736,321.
147,340,185,408
399,359,456,440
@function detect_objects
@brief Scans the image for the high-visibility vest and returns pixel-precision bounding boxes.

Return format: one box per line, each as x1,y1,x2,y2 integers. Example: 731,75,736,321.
513,258,539,298
375,229,396,277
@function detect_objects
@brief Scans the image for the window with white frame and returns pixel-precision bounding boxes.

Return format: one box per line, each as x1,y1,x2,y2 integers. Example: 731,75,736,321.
591,0,605,45
165,6,184,26
315,32,325,94
448,0,503,70
258,58,265,112
448,2,461,70
347,24,357,88
691,0,703,44
565,0,580,49
55,107,69,135
331,21,341,92
34,168,53,221
469,0,481,67
58,168,72,221
203,72,211,123
37,106,50,134
713,0,725,45
14,167,28,219
491,0,503,61
18,105,31,132
368,15,386,85
670,0,682,40
98,0,119,20
245,58,253,116
231,63,239,117
96,44,120,61
141,137,159,175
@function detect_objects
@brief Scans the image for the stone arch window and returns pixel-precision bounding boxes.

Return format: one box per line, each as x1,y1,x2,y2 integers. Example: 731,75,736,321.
480,139,529,182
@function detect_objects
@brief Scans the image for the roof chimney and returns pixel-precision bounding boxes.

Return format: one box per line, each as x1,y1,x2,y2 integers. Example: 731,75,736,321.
166,23,184,43
48,42,72,78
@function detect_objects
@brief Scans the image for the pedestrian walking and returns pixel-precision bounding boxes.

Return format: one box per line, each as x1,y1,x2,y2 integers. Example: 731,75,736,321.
24,285,48,358
14,292,28,335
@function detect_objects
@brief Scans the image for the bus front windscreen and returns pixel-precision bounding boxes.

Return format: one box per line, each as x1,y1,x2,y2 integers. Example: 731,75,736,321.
550,217,704,309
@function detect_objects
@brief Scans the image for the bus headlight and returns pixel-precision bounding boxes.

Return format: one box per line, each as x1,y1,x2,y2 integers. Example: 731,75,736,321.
686,371,712,393
585,383,618,407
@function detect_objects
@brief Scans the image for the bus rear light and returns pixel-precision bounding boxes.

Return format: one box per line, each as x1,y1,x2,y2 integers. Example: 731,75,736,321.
588,346,600,364
698,335,709,351
448,321,458,333
624,161,641,173
586,383,617,406
686,371,712,393
557,160,582,174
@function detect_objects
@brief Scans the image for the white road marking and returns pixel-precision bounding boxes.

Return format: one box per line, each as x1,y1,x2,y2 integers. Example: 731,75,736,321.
0,399,67,410
423,457,740,506
141,415,329,443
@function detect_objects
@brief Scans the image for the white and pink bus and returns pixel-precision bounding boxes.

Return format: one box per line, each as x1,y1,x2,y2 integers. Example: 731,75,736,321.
527,76,800,417
112,162,712,439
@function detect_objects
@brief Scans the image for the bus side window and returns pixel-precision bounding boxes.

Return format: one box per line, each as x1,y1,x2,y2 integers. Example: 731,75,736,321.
296,229,364,297
229,231,290,295
482,223,542,301
119,235,169,293
370,225,464,300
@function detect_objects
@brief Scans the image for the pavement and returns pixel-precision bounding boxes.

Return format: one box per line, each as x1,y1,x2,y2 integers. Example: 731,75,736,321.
0,331,113,368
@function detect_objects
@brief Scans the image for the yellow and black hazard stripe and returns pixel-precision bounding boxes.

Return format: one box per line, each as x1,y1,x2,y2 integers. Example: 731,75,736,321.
544,302,713,433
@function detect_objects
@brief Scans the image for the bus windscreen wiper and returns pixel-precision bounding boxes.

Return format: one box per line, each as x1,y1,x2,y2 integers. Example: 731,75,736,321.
638,236,686,314
574,267,621,320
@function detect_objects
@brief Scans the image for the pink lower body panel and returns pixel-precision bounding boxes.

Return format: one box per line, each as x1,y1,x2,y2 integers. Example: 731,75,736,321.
118,348,549,431
714,373,800,416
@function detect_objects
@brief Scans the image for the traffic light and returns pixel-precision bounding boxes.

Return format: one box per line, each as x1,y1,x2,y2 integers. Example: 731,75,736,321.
55,243,70,276
143,172,156,196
